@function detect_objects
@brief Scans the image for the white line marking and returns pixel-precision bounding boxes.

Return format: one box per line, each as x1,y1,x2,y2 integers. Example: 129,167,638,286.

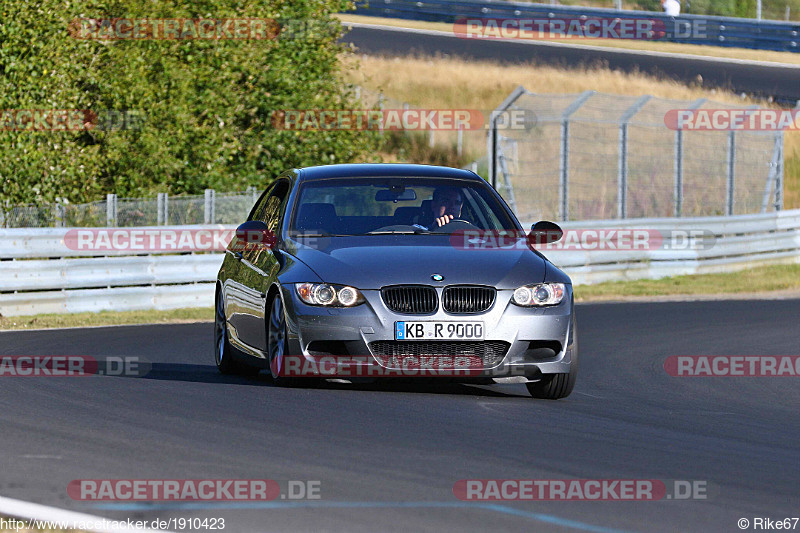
0,495,172,533
344,21,800,70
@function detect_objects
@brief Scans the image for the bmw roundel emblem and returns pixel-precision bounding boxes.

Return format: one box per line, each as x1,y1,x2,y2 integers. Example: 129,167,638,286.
431,274,444,281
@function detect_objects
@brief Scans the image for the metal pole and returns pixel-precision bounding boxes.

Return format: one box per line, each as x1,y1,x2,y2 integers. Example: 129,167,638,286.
560,120,570,222
106,193,117,227
618,124,628,219
457,125,463,156
674,129,683,217
54,202,65,228
157,193,169,225
557,90,596,221
776,133,784,210
757,0,762,19
617,95,652,220
204,189,215,224
674,98,707,217
487,85,528,190
726,131,736,215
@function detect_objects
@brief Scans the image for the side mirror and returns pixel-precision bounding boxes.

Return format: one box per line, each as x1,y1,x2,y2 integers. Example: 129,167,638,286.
528,221,563,245
234,220,277,251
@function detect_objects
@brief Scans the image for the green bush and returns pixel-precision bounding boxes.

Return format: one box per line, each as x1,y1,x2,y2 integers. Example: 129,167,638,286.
0,0,380,205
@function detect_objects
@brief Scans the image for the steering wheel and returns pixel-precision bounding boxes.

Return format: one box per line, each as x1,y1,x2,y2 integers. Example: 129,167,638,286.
430,219,479,233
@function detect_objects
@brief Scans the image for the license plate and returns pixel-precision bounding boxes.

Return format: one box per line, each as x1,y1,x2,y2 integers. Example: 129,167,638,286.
395,321,484,340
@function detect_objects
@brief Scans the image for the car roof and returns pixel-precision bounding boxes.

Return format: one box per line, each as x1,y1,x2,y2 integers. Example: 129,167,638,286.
295,163,482,182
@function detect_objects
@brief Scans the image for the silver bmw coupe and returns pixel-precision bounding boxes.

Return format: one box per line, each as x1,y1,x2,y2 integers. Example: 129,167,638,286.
215,164,577,399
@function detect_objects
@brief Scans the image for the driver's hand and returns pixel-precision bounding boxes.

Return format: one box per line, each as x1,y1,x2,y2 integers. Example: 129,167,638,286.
434,215,454,227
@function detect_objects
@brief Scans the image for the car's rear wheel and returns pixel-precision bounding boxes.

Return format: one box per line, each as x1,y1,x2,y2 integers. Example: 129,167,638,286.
526,319,578,399
215,287,259,376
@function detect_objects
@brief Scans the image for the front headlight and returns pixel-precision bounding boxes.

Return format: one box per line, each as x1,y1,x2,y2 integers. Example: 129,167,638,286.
295,283,365,307
512,283,566,306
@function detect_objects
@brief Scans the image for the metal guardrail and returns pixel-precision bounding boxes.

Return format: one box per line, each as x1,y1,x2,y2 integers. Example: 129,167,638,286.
1,211,799,316
353,0,800,52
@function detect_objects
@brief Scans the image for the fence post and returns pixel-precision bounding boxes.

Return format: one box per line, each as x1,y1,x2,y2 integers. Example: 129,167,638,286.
556,91,595,221
617,95,651,220
776,132,784,211
204,189,216,224
488,86,528,191
674,98,707,217
157,193,168,225
106,194,117,227
726,130,736,215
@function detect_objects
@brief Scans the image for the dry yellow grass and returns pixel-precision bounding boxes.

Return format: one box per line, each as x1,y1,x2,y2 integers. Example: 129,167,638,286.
338,14,800,66
342,54,800,208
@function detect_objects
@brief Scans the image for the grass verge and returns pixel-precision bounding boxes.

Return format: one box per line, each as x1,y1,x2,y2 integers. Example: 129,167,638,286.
0,307,213,331
574,262,800,301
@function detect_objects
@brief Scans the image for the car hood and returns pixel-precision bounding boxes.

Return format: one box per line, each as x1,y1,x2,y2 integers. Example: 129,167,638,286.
285,235,547,289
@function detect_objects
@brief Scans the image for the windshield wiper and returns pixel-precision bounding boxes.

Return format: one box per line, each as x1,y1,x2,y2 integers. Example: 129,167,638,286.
363,229,430,235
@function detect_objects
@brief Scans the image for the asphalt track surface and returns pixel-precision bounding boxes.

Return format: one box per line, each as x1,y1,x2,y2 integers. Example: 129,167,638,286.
341,24,800,104
1,299,799,532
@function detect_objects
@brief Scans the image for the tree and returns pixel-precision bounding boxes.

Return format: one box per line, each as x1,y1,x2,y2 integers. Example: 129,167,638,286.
0,0,379,204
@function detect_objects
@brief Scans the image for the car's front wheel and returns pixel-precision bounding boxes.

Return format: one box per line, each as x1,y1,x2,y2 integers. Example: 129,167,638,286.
267,294,295,386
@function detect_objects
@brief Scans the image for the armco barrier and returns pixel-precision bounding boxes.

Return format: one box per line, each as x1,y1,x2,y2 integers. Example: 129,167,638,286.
1,211,799,316
352,0,800,52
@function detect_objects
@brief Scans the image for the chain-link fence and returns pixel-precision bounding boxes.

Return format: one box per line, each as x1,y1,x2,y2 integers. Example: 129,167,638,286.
0,188,262,228
488,88,785,222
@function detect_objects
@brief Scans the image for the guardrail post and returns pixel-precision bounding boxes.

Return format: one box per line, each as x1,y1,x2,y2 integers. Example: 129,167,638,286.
157,193,168,225
204,189,216,224
106,194,117,227
726,131,736,215
617,95,651,220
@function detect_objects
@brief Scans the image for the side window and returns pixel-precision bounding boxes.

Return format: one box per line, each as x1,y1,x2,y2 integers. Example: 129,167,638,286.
256,180,290,233
248,183,276,222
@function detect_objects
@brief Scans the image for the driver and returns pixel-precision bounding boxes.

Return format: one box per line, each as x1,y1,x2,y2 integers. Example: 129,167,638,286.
415,186,464,230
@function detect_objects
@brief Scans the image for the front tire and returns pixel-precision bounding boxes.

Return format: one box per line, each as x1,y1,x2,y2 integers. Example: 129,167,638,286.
267,293,296,386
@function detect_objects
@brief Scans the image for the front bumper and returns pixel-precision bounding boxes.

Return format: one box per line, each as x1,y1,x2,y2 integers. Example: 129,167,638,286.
280,284,576,379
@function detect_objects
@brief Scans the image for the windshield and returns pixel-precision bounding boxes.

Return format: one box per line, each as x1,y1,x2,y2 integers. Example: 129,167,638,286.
289,177,518,236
